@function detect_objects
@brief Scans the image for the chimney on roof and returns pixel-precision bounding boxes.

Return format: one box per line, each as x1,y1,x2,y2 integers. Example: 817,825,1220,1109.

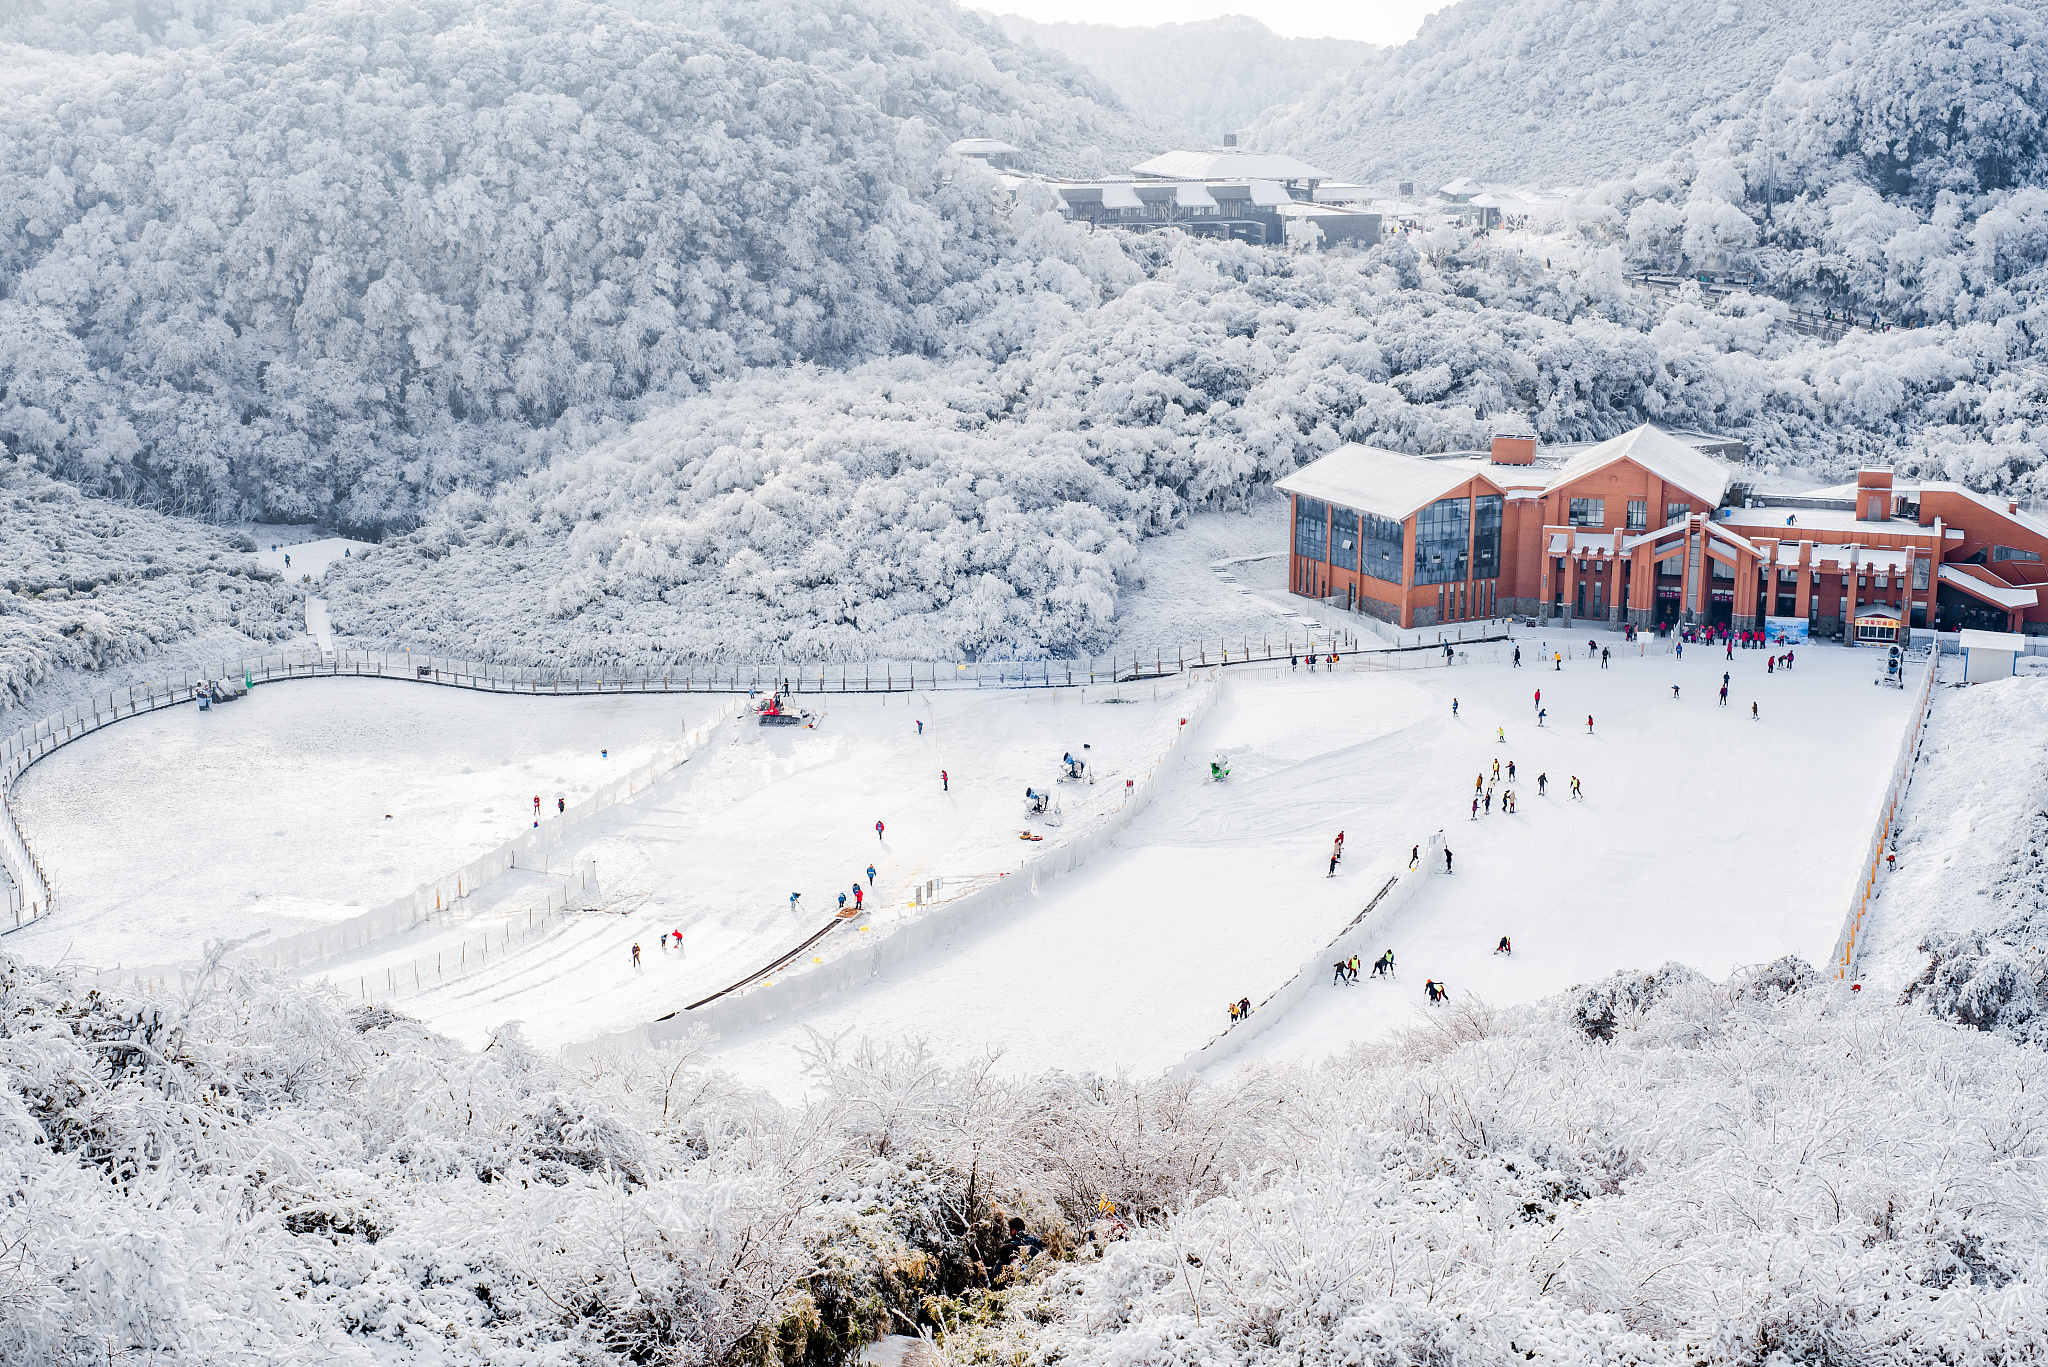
1222,132,1238,148
1490,433,1536,465
2011,499,2020,515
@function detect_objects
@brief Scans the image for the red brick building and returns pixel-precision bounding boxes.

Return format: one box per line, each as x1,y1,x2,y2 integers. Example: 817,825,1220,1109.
1280,424,2048,637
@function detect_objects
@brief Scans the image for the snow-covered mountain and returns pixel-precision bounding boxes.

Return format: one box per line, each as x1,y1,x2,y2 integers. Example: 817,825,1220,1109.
991,13,1373,143
1251,0,2000,189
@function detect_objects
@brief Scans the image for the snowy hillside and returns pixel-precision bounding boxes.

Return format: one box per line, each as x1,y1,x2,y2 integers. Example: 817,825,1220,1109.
0,0,1156,529
991,14,1373,142
1250,0,1969,187
1,945,2041,1363
0,467,301,716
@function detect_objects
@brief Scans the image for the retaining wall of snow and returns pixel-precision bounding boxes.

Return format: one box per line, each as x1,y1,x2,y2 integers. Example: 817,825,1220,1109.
564,674,1224,1058
1164,831,1445,1080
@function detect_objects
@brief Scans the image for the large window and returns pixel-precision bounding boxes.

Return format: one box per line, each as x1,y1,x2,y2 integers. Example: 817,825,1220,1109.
1568,497,1604,527
1294,497,1327,562
1666,501,1690,525
1913,558,1930,590
1360,511,1404,583
1473,495,1503,580
1993,545,2042,563
1626,499,1648,530
1329,507,1358,571
1414,497,1470,585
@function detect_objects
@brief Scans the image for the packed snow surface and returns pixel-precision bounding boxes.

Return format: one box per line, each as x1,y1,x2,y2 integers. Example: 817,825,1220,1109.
12,637,1919,1086
9,680,689,966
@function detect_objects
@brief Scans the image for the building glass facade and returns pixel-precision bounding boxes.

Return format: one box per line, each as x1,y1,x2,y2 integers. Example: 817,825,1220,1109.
1414,497,1470,585
1328,506,1358,571
1473,495,1503,580
1295,497,1327,562
1360,511,1404,583
1568,497,1604,527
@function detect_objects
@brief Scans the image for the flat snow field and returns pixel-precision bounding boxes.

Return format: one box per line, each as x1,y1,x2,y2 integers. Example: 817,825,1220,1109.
10,679,690,967
710,637,1919,1093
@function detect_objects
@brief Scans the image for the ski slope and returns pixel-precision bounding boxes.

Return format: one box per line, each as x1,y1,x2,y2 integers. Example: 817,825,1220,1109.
331,687,1188,1046
708,638,1918,1094
11,635,1921,1093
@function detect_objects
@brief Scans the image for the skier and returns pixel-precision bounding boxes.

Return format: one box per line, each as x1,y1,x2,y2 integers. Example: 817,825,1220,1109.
916,720,924,735
1513,646,1522,667
1570,776,1583,799
1671,684,1681,699
1723,671,1730,687
672,930,684,951
1719,685,1728,706
1410,844,1420,869
1476,773,1485,793
1601,647,1610,668
1484,790,1492,815
1507,760,1516,781
1471,797,1480,821
866,864,876,885
1537,772,1548,796
1228,1001,1241,1023
1492,759,1501,781
1443,844,1454,873
875,820,885,841
941,769,949,792
631,942,641,968
1586,714,1593,733
1239,996,1251,1019
1497,726,1505,744
1496,936,1512,955
1333,960,1349,985
853,885,865,910
1554,652,1562,671
1538,708,1547,727
1348,954,1361,981
533,795,541,815
1767,656,1775,674
557,797,565,813
1752,701,1759,720
1452,698,1460,717
789,892,802,911
1534,688,1541,710
1424,979,1441,1003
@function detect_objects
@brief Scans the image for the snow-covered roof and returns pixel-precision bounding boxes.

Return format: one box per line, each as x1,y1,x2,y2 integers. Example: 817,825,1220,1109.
947,138,1021,157
1941,565,2039,609
1099,183,1143,210
1548,530,1620,554
1958,628,2033,650
1722,506,1921,536
1174,183,1219,209
1134,149,1329,182
1247,179,1292,207
1313,183,1375,202
1279,447,1495,522
1548,425,1730,508
1439,176,1485,197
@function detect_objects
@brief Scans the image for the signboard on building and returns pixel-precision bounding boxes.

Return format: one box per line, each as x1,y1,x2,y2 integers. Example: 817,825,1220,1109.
1764,616,1809,645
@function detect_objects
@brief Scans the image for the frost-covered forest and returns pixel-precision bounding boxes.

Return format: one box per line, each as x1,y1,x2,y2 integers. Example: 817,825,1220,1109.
993,14,1373,142
1,950,2041,1364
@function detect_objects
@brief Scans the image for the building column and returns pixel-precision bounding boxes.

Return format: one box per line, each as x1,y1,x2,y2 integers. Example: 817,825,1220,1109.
1792,542,1813,621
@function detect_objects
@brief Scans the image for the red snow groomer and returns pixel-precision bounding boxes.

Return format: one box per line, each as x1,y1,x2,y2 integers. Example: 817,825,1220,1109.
753,691,811,727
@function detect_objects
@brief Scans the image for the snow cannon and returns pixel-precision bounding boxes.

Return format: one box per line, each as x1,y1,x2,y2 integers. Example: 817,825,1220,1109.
1059,752,1091,784
1024,787,1050,816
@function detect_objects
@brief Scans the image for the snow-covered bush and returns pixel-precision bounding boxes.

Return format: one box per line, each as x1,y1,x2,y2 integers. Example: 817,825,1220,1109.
3,946,2043,1364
